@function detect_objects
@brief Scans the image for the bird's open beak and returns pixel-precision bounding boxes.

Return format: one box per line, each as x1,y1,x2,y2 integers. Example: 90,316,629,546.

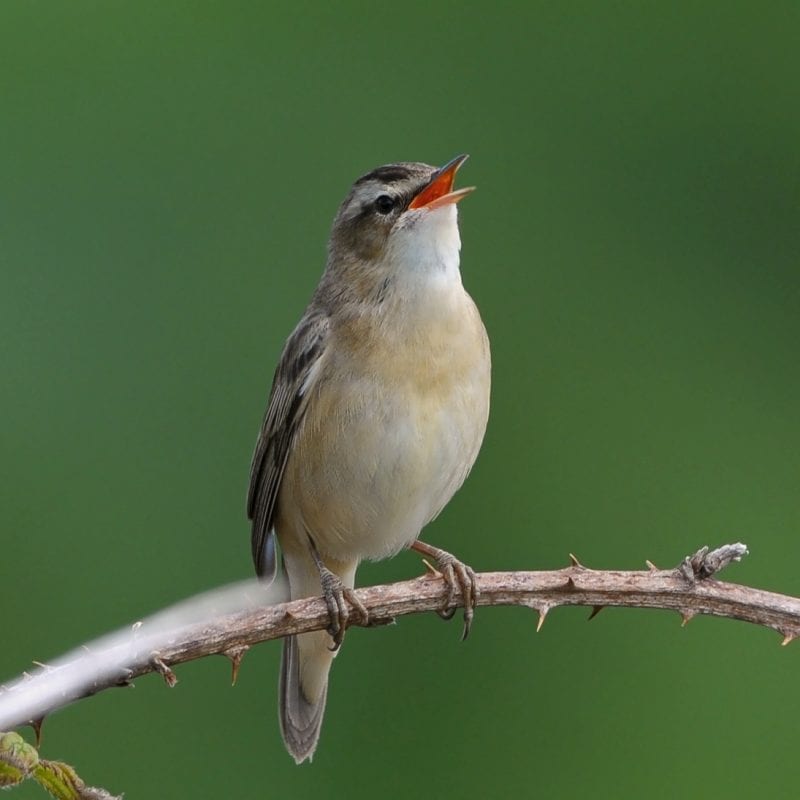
408,154,475,210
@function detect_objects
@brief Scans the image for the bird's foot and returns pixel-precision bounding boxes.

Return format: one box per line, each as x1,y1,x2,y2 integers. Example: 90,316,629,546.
309,544,369,651
411,540,479,640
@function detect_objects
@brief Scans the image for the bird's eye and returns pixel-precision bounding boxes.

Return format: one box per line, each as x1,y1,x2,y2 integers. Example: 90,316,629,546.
374,194,396,214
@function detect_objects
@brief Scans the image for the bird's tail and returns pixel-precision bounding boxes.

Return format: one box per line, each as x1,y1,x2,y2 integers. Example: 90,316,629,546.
279,629,333,763
279,553,357,764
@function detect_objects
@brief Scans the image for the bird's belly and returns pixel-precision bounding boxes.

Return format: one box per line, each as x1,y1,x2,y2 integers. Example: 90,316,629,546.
279,372,488,562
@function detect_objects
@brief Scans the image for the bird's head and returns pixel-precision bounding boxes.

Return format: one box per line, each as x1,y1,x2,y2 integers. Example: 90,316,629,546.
326,155,474,286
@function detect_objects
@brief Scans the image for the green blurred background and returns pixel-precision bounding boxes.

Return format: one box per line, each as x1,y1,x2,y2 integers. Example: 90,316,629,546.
2,2,799,797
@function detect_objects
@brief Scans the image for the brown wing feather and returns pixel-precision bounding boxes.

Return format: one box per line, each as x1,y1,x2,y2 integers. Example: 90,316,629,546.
247,309,329,579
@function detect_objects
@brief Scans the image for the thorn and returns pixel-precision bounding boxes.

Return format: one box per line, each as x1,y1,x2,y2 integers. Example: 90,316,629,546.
568,553,584,568
223,645,249,686
282,606,297,621
31,717,44,747
151,654,178,688
587,605,604,621
112,666,135,689
131,621,143,633
565,576,577,590
781,632,795,647
680,610,696,627
645,560,659,572
31,660,51,670
422,558,441,577
536,605,550,633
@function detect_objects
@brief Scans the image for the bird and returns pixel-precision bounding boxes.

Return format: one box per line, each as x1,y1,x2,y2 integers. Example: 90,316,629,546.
247,154,491,763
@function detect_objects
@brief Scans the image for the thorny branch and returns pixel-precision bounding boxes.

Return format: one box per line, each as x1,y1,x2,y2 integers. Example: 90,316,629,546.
3,543,800,735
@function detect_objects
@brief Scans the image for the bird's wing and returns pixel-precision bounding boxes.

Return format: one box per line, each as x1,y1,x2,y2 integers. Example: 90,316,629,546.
247,308,329,580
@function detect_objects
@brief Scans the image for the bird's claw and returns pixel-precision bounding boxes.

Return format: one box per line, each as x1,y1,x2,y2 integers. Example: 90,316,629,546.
414,543,479,639
317,563,369,650
435,550,478,639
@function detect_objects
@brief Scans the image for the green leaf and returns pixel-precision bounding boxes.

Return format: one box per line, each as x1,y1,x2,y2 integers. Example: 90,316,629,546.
34,759,122,800
0,731,40,787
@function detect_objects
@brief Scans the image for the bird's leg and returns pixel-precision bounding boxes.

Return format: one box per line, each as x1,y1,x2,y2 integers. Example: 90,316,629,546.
308,539,369,650
411,540,479,640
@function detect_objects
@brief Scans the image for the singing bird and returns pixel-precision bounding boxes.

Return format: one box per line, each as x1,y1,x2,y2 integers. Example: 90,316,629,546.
247,155,491,763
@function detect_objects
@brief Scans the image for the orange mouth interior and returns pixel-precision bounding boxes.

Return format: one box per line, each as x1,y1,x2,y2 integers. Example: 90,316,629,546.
408,157,474,210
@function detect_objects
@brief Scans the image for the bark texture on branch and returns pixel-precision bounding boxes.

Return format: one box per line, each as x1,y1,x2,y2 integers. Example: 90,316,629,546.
2,543,799,734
